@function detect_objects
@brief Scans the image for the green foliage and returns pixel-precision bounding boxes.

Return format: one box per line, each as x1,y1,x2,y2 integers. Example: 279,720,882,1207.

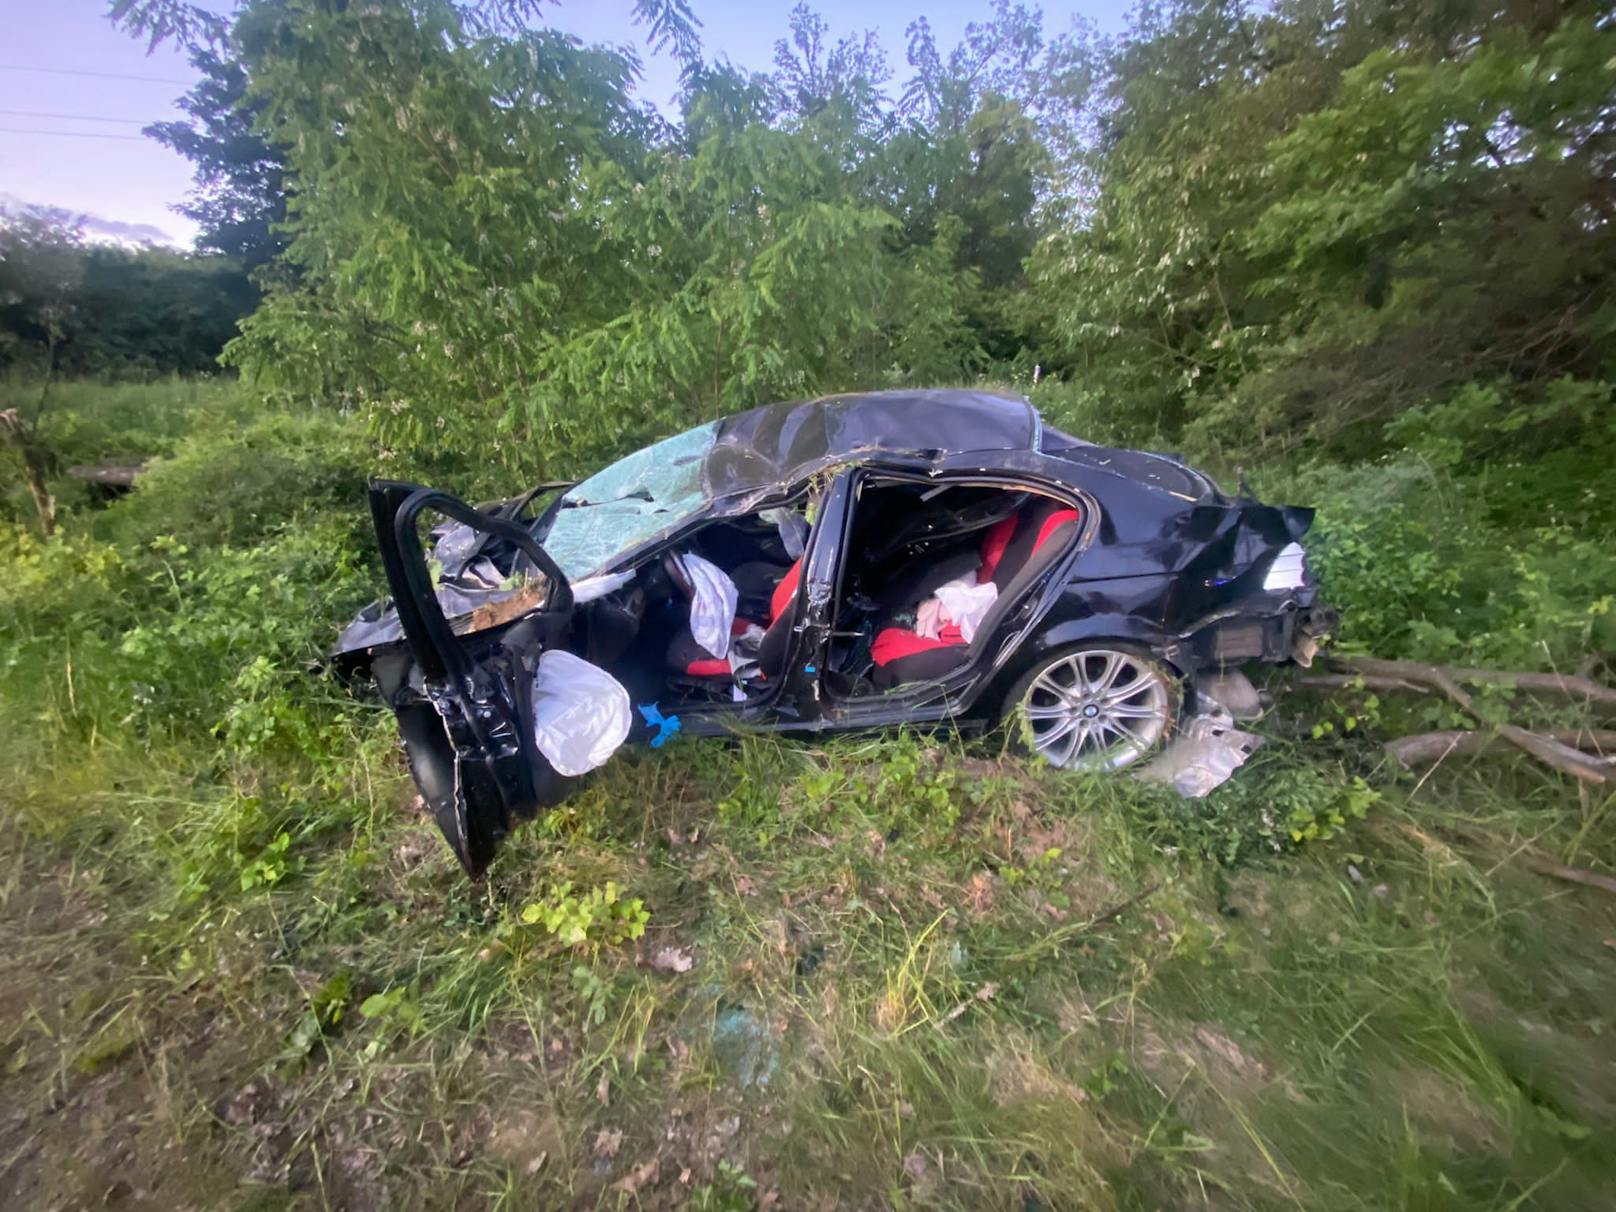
358,985,425,1042
12,376,248,462
0,212,254,377
688,1161,758,1211
1086,752,1380,866
1273,460,1616,669
512,881,650,951
98,409,369,550
96,0,1097,483
3,1,1609,1201
1031,0,1616,471
237,827,292,890
285,970,354,1061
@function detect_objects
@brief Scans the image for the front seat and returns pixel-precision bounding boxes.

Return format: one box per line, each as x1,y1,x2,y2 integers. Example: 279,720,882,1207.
870,498,1082,689
665,556,803,682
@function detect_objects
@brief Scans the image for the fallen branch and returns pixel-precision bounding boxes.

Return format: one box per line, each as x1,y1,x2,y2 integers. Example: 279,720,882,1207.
1387,729,1616,767
1324,656,1616,707
1295,656,1611,786
1520,855,1616,897
1446,666,1616,707
1295,672,1427,695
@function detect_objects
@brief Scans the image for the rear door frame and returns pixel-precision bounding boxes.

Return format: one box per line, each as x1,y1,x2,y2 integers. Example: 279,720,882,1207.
815,467,1098,726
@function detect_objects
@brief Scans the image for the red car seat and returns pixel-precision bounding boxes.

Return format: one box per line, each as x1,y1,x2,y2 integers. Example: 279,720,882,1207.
666,556,802,680
870,498,1081,688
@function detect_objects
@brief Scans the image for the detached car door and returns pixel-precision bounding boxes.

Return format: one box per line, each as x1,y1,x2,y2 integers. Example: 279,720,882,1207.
359,480,577,878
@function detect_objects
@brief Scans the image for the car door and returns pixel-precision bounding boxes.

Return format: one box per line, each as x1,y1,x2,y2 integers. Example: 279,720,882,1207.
363,480,579,878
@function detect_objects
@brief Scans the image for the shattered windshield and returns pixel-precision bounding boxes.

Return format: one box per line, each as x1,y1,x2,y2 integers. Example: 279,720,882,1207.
539,420,720,581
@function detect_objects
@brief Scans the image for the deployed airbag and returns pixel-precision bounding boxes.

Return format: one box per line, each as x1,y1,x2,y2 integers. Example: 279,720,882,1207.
675,552,740,659
530,650,632,776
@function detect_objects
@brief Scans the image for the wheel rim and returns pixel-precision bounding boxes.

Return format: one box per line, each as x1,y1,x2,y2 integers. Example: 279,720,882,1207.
1019,649,1172,771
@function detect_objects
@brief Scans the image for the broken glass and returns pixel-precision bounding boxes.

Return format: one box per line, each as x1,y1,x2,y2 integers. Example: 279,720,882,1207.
539,420,720,580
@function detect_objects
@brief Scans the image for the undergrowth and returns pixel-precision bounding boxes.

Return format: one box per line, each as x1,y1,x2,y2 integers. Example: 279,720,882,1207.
0,382,1612,1210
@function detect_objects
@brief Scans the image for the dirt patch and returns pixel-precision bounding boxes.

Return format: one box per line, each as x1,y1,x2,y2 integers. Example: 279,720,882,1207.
487,1105,569,1175
1134,1019,1300,1103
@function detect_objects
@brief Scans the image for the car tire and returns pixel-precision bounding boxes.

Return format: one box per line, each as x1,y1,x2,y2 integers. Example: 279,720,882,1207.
1001,641,1182,772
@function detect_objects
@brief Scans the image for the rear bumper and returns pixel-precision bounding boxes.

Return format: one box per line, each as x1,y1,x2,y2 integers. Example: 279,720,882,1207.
1176,597,1337,671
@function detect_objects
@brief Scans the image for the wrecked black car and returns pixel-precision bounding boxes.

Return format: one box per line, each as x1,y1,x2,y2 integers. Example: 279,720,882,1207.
333,389,1331,877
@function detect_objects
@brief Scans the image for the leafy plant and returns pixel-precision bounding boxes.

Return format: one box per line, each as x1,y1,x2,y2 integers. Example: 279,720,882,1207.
511,881,649,951
358,985,425,1046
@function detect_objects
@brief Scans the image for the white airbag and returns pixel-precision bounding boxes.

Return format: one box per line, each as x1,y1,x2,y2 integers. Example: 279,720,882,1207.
530,650,632,776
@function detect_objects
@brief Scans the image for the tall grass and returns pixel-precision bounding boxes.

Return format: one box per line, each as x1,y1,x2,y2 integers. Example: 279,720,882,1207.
0,380,1612,1209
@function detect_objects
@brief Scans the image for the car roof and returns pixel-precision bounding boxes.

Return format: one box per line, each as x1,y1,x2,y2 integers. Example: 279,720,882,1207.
703,388,1041,498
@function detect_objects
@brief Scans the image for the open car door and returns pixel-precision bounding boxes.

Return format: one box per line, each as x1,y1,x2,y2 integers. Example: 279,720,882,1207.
363,480,577,878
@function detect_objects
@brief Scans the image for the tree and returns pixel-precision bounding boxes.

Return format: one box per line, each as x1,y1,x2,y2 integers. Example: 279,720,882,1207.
73,247,259,373
1231,14,1616,460
0,213,84,535
1028,0,1616,462
145,48,287,268
769,2,891,131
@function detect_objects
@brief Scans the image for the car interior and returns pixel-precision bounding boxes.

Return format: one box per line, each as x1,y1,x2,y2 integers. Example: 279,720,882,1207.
558,478,1083,710
825,480,1083,694
566,505,807,710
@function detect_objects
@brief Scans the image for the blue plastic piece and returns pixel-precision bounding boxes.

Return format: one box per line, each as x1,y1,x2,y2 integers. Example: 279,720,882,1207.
638,702,682,748
804,664,817,674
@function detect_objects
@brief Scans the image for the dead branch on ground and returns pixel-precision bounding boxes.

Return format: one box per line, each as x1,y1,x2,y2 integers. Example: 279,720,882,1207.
1385,729,1616,766
1520,854,1616,897
1294,656,1615,786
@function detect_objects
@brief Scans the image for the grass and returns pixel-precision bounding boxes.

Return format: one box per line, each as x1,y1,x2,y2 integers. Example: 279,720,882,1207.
1,381,1613,1209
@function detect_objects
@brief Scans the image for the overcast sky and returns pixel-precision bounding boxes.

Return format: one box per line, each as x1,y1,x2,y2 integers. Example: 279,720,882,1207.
0,0,1130,248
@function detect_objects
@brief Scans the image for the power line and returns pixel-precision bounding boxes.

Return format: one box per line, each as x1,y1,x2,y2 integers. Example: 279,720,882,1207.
0,127,152,141
0,63,192,86
0,109,154,125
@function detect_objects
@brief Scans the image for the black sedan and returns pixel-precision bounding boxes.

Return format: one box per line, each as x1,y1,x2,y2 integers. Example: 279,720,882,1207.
334,389,1331,876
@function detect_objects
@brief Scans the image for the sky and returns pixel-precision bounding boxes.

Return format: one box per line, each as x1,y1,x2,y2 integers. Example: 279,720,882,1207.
0,0,1132,249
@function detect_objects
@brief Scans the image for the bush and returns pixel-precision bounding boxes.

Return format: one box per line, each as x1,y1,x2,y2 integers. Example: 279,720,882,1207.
1265,460,1616,671
99,409,372,551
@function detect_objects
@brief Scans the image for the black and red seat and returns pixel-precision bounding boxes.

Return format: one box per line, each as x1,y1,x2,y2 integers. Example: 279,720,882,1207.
869,497,1082,688
665,556,802,681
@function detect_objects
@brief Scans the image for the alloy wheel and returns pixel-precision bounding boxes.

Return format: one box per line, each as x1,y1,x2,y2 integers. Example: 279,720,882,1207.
1017,648,1174,771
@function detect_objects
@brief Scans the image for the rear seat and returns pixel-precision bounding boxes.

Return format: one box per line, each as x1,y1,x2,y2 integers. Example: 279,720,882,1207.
870,498,1081,688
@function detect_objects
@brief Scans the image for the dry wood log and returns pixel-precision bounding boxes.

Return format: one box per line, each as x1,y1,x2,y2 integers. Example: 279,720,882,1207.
1445,666,1616,706
1329,656,1616,706
1295,672,1427,694
67,460,145,488
1372,659,1608,785
1520,855,1616,897
1386,729,1616,766
1294,655,1613,785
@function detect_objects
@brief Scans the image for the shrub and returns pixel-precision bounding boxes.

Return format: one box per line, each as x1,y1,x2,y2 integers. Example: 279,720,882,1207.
99,409,371,551
1268,461,1616,671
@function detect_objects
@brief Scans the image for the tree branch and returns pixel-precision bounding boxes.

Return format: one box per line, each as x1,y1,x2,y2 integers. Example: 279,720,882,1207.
1386,729,1616,767
1296,656,1614,786
1301,656,1616,707
1520,854,1616,898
